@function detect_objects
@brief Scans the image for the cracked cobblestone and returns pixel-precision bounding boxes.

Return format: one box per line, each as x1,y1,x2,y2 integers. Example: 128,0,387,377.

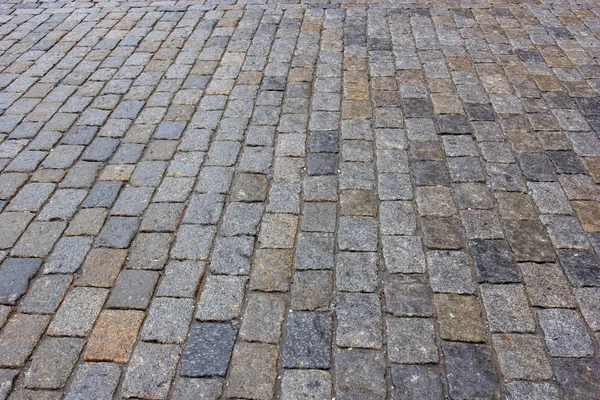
0,0,599,398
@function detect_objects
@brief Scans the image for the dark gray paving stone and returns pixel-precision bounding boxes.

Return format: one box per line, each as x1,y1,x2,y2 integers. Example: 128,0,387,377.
181,322,237,377
0,258,41,305
96,216,139,249
171,378,222,400
211,236,254,275
106,270,158,310
127,232,173,270
11,221,66,258
295,232,334,270
518,152,556,181
392,365,443,400
282,311,332,369
421,217,464,250
335,292,382,349
558,249,600,287
82,137,119,161
338,216,378,252
140,203,184,232
553,358,600,400
301,202,337,232
334,349,386,400
336,252,378,293
387,317,438,363
442,342,499,399
469,239,519,283
19,274,71,314
141,297,194,344
111,186,154,216
24,337,84,389
155,121,186,139
122,343,180,399
280,370,331,400
83,181,123,208
412,160,450,185
44,236,93,273
306,153,338,176
384,274,432,317
64,362,121,400
427,250,477,294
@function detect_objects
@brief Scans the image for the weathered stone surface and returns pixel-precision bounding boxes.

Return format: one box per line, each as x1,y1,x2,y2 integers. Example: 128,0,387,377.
335,349,386,400
181,322,237,377
434,294,487,342
391,365,444,400
492,334,553,380
336,292,382,349
442,342,499,399
387,317,438,363
227,341,278,400
24,337,84,389
64,363,121,400
538,308,594,357
481,284,536,333
282,311,332,369
239,292,285,343
281,370,332,400
122,343,180,399
84,310,144,363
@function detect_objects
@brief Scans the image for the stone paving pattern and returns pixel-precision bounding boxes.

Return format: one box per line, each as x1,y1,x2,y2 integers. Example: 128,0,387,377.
0,0,599,398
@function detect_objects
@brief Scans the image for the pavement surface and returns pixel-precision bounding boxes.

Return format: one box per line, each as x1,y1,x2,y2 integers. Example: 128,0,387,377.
0,0,599,398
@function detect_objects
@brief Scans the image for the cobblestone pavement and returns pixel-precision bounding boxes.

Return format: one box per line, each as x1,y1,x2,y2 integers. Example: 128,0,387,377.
0,0,600,398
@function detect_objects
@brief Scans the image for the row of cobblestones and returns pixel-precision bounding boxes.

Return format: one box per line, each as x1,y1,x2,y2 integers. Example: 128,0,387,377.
0,0,599,398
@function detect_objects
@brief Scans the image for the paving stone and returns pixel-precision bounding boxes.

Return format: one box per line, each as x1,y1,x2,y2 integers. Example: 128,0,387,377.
83,181,122,208
520,263,576,308
141,297,194,344
75,248,127,288
259,213,298,249
0,313,50,367
95,216,139,248
382,235,426,273
528,181,572,214
295,232,334,270
106,270,158,310
334,349,386,400
340,189,377,217
220,202,263,236
553,358,600,399
122,343,180,399
171,378,223,400
64,362,121,400
43,236,92,274
240,292,285,344
231,173,268,202
301,202,336,232
127,232,173,270
11,221,65,258
84,309,144,363
416,186,456,217
171,224,216,260
111,186,154,216
469,239,519,283
196,275,246,321
65,208,107,236
442,342,499,399
5,183,54,212
338,216,378,251
249,249,292,292
427,250,476,294
227,341,278,400
387,317,438,363
0,258,41,305
421,217,464,250
538,308,594,357
391,365,443,400
48,287,109,337
492,334,553,380
384,274,432,317
282,311,332,369
557,249,600,287
24,337,84,389
503,381,560,400
336,251,378,293
181,322,237,378
434,293,487,342
281,370,332,400
156,260,204,298
291,269,332,311
481,284,536,333
19,274,71,314
336,292,382,349
575,288,600,331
